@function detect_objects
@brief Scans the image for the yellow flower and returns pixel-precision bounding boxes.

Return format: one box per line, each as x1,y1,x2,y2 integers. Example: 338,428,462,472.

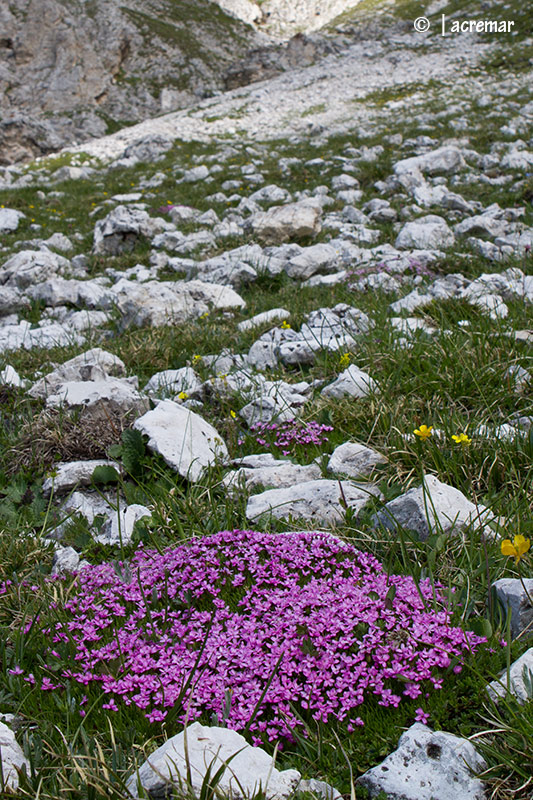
414,424,433,440
339,352,352,369
452,432,472,446
280,320,291,329
230,410,237,419
501,535,530,565
192,355,202,365
177,391,188,401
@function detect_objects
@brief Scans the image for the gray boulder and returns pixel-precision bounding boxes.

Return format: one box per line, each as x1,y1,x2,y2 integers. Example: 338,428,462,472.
492,578,533,640
143,367,202,399
251,200,322,245
322,365,378,399
285,243,339,280
374,475,495,540
328,442,387,477
357,723,486,800
238,308,290,332
44,377,147,416
395,215,455,250
51,546,81,576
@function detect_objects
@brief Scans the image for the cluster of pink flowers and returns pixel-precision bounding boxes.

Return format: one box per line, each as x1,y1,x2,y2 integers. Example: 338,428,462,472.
247,419,333,457
35,530,485,742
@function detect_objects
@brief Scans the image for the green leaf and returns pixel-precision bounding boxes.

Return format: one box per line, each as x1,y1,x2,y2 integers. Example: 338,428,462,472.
468,617,493,638
121,428,146,475
91,465,120,485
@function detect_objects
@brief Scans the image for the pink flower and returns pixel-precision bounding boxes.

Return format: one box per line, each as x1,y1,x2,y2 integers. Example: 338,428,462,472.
414,708,430,724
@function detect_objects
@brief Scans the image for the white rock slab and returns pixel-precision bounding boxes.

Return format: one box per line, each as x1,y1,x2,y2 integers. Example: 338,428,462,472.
28,347,126,399
247,479,381,525
45,377,146,414
357,723,486,800
0,721,30,791
126,722,301,800
373,475,495,540
327,442,387,477
487,648,533,704
322,365,378,399
223,461,321,494
134,399,228,481
237,308,290,332
43,459,119,497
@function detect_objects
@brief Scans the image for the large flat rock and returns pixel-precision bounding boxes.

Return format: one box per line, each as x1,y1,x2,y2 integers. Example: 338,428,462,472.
134,399,228,481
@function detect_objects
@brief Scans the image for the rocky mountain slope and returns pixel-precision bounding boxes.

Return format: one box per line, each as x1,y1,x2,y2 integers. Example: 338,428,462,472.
0,0,263,164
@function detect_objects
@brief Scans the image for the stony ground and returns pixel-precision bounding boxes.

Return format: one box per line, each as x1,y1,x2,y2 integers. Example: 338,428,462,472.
0,0,532,798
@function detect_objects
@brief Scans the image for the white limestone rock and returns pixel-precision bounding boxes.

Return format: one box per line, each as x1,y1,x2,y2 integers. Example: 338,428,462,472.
0,285,28,315
278,340,316,366
95,504,151,546
51,546,81,576
247,479,381,525
0,249,79,289
111,279,245,329
328,442,387,477
143,367,202,399
27,277,114,309
357,723,486,800
285,243,339,280
126,722,301,800
45,377,147,416
492,578,533,640
134,399,228,481
374,475,495,540
322,365,378,399
223,461,321,494
251,200,322,245
0,320,85,354
43,459,119,497
28,347,126,399
0,208,25,233
93,205,171,254
395,215,455,250
238,308,290,332
487,648,533,704
0,364,24,388
394,146,466,176
0,720,30,792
